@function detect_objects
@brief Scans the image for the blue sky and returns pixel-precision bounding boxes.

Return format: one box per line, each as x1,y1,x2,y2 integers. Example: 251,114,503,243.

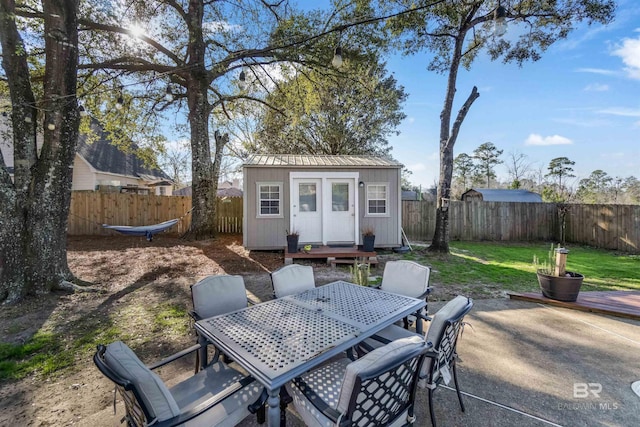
382,1,640,189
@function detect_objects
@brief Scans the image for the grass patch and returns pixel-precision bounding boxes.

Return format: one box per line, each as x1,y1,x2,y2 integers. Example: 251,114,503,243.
0,332,69,380
0,322,124,381
153,303,189,335
406,242,640,294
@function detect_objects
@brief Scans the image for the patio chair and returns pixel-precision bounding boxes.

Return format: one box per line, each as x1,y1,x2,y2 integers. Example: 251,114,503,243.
93,340,263,427
380,260,432,334
357,295,474,427
190,275,248,371
270,264,315,299
286,336,429,427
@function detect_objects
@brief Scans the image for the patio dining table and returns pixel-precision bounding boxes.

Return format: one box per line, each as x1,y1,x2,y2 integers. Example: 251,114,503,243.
195,280,426,426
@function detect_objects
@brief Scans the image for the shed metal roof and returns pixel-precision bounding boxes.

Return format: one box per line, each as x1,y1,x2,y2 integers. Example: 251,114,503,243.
462,188,543,202
244,154,402,168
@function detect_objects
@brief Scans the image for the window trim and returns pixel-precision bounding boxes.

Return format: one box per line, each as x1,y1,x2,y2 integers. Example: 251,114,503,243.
365,182,390,217
256,182,283,218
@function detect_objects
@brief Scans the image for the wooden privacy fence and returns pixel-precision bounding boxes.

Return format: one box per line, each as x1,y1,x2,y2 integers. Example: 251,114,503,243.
402,201,640,253
68,192,243,236
68,194,639,252
563,204,640,253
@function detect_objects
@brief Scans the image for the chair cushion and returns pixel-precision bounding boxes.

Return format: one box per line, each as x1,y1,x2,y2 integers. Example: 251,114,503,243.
170,361,263,427
191,275,247,319
424,295,470,346
361,323,417,352
338,335,425,414
104,341,180,422
381,261,430,298
271,264,315,298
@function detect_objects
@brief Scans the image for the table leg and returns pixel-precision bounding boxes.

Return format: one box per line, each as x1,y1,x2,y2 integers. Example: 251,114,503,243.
197,334,208,371
267,387,281,427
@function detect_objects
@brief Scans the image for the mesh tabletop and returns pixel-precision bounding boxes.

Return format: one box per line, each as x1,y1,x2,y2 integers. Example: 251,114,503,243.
199,298,359,380
196,281,424,386
288,280,420,327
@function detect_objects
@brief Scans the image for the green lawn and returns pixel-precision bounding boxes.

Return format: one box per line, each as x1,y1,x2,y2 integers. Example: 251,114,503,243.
0,303,187,381
402,242,640,295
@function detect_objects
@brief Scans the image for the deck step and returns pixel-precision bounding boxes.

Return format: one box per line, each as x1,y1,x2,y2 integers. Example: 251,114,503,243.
284,245,377,266
329,256,378,268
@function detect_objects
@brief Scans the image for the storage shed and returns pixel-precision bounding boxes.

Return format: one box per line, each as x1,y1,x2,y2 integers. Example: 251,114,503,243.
461,188,543,202
243,154,403,250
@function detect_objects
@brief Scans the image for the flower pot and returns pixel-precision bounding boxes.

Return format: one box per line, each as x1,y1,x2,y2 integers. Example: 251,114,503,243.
536,270,584,302
286,235,299,253
362,235,375,252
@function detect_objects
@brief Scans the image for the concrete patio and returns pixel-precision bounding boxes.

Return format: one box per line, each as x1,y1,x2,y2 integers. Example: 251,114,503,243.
238,298,640,427
80,297,640,427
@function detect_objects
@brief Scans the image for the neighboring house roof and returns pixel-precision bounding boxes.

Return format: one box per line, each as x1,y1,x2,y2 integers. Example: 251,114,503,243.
173,186,191,196
77,120,171,182
462,188,543,202
402,190,421,201
218,187,243,197
173,186,242,197
244,154,403,168
402,190,438,201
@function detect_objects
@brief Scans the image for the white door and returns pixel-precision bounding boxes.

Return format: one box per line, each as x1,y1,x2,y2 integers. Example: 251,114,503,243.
324,179,355,244
292,178,322,243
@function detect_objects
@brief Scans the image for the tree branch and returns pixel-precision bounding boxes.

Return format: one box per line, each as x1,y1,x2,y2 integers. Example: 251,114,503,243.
79,58,176,75
446,85,479,152
77,19,183,66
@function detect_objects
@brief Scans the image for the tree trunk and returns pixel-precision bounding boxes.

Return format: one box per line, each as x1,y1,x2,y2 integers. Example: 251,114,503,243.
184,0,217,240
0,0,80,303
429,20,479,253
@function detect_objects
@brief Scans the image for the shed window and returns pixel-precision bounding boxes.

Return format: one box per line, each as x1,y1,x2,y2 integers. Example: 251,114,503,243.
332,183,349,212
299,183,317,212
258,183,282,216
366,184,388,216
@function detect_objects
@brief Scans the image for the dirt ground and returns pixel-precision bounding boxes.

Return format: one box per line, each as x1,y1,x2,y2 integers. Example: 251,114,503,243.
2,233,431,427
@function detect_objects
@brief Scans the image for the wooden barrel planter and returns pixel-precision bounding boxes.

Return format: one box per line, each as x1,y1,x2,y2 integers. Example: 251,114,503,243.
536,270,584,302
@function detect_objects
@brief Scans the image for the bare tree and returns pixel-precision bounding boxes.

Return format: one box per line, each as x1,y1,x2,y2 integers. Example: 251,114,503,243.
505,150,533,189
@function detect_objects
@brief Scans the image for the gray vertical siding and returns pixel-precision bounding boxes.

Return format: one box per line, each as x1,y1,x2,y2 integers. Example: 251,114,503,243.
357,168,401,248
244,167,290,249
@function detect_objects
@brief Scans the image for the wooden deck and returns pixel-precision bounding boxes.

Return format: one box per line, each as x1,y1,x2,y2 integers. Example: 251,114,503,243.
508,291,640,320
284,245,377,266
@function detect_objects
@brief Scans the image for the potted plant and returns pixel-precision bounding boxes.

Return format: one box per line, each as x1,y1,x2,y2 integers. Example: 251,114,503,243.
361,226,375,252
534,244,584,302
286,229,299,253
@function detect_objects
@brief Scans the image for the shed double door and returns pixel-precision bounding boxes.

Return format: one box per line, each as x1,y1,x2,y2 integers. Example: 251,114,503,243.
291,177,356,245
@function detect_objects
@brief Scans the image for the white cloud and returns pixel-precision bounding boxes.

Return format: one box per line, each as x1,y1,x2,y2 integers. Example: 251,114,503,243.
553,117,611,127
575,67,618,76
612,35,640,79
524,134,573,146
583,83,609,92
406,117,415,124
598,107,640,117
408,163,426,172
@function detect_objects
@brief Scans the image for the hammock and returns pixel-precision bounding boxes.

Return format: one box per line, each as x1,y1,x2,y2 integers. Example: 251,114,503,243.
102,219,179,241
